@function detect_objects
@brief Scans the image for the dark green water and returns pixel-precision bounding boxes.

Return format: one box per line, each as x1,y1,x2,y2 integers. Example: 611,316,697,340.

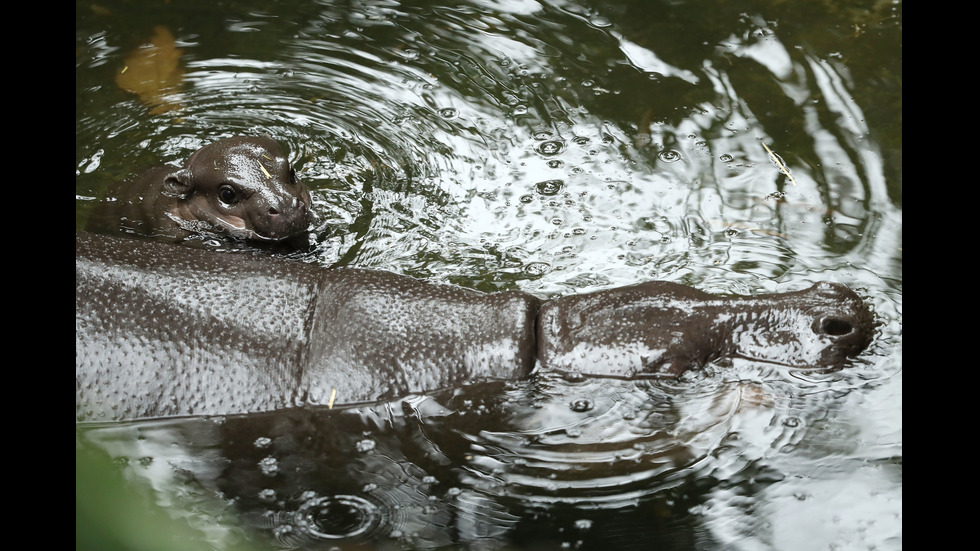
76,0,901,549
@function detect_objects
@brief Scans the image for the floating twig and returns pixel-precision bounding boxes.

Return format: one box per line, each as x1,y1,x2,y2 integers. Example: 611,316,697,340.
761,142,797,186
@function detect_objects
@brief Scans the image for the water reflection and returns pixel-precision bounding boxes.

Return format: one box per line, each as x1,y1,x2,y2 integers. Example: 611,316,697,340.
76,0,901,549
78,0,900,291
78,359,899,549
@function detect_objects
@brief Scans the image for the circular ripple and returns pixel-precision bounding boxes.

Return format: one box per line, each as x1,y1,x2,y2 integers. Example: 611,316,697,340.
296,494,381,540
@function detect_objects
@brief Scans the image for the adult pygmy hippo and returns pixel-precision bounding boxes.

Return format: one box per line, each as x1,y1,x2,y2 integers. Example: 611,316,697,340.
86,136,313,243
76,231,874,422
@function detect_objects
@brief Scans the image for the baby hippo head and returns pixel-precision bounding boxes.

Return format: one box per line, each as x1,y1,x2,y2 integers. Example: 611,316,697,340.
732,282,875,369
164,136,313,242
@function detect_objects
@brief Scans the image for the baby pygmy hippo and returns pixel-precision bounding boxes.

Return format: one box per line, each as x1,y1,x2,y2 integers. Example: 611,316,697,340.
87,136,313,244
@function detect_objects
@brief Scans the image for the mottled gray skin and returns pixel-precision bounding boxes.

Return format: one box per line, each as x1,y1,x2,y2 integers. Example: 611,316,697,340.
87,136,313,243
76,231,874,422
538,280,874,377
76,231,538,422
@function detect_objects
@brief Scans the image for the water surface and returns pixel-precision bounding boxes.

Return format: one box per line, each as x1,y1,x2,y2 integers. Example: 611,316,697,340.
76,0,902,549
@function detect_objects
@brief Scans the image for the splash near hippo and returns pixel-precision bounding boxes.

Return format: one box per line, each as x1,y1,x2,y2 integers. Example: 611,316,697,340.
86,136,313,244
76,230,874,422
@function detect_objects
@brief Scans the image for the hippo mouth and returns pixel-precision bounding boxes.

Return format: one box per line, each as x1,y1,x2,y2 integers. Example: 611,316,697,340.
197,210,312,243
239,225,311,243
251,218,313,242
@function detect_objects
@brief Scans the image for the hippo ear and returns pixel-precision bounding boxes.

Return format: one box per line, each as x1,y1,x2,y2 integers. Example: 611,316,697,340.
163,169,193,199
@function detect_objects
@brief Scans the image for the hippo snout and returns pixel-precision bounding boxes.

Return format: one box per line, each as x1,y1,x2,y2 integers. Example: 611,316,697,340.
777,282,875,367
810,305,874,366
810,314,873,365
814,315,857,336
809,283,874,338
267,196,306,218
261,198,311,239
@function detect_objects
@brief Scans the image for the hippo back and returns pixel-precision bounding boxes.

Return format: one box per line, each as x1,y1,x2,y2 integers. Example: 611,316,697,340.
76,231,539,422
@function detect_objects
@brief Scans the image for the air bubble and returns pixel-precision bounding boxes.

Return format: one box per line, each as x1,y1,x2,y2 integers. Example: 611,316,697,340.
536,140,565,156
536,179,564,195
523,262,550,276
258,456,279,476
569,398,594,412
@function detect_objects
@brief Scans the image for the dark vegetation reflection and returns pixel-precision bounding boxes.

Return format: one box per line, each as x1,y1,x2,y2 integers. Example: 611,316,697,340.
76,0,901,549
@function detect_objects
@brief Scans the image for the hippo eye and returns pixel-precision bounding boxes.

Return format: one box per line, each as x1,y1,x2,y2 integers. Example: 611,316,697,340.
218,184,240,205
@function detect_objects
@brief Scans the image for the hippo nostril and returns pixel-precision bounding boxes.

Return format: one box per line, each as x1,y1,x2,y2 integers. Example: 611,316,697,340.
269,207,280,216
819,317,853,336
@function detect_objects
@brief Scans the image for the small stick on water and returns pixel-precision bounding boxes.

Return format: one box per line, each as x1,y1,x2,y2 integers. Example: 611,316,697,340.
761,142,797,186
327,387,337,409
258,161,271,178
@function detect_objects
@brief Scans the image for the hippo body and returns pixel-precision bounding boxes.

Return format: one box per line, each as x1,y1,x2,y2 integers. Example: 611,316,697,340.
76,231,537,421
86,136,313,243
76,231,874,422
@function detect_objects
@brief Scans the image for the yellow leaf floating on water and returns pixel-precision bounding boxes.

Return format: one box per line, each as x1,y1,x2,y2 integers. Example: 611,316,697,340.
761,142,797,186
115,26,185,115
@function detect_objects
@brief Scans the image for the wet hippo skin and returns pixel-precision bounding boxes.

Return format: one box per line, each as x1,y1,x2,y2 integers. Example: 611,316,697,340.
76,230,537,421
76,231,874,422
86,136,312,243
537,280,874,377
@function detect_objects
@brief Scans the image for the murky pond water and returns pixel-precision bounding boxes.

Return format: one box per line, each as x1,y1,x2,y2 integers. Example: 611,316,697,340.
76,0,901,549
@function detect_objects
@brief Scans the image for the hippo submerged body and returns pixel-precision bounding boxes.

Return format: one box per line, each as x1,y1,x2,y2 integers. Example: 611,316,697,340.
76,231,874,422
86,136,313,243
